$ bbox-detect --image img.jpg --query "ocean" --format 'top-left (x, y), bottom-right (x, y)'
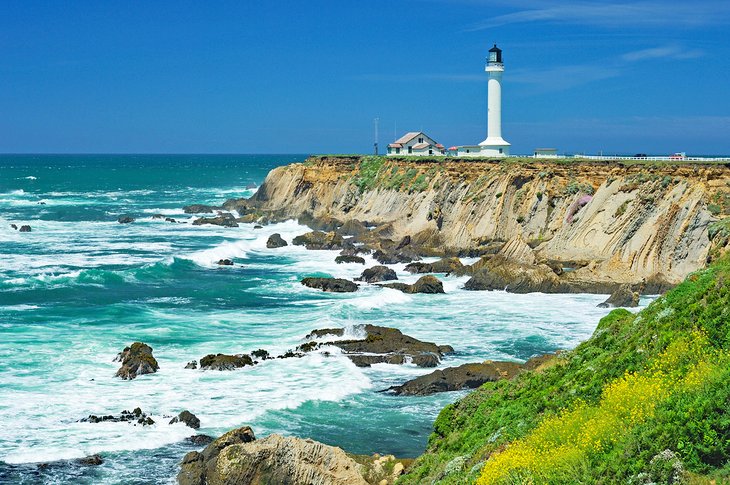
top-left (0, 154), bottom-right (635, 484)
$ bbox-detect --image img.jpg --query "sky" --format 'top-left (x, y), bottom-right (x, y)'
top-left (1, 0), bottom-right (729, 155)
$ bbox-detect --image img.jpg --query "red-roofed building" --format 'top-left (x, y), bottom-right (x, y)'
top-left (387, 132), bottom-right (445, 156)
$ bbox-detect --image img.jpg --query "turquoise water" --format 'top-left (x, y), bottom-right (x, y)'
top-left (1, 155), bottom-right (627, 484)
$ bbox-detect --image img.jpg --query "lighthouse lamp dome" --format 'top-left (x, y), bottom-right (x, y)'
top-left (488, 44), bottom-right (502, 64)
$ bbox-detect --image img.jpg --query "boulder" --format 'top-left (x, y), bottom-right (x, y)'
top-left (251, 349), bottom-right (271, 361)
top-left (192, 213), bottom-right (238, 228)
top-left (199, 353), bottom-right (254, 371)
top-left (382, 275), bottom-right (445, 294)
top-left (337, 219), bottom-right (369, 237)
top-left (19, 225), bottom-right (31, 232)
top-left (253, 225), bottom-right (263, 229)
top-left (357, 265), bottom-right (397, 283)
top-left (217, 259), bottom-right (234, 266)
top-left (165, 217), bottom-right (178, 223)
top-left (10, 223), bottom-right (18, 230)
top-left (266, 233), bottom-right (288, 248)
top-left (183, 204), bottom-right (221, 214)
top-left (185, 360), bottom-right (198, 369)
top-left (598, 284), bottom-right (640, 308)
top-left (178, 426), bottom-right (256, 485)
top-left (117, 215), bottom-right (134, 224)
top-left (384, 361), bottom-right (525, 396)
top-left (76, 454), bottom-right (104, 466)
top-left (114, 342), bottom-right (159, 380)
top-left (305, 324), bottom-right (453, 368)
top-left (372, 249), bottom-right (418, 264)
top-left (405, 257), bottom-right (466, 275)
top-left (178, 428), bottom-right (368, 485)
top-left (301, 277), bottom-right (358, 293)
top-left (169, 410), bottom-right (201, 429)
top-left (464, 255), bottom-right (560, 293)
top-left (186, 435), bottom-right (215, 446)
top-left (334, 255), bottom-right (365, 264)
top-left (292, 231), bottom-right (344, 250)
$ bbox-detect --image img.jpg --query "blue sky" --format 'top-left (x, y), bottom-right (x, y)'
top-left (1, 0), bottom-right (729, 155)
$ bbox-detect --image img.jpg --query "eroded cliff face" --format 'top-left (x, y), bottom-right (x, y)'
top-left (244, 156), bottom-right (730, 286)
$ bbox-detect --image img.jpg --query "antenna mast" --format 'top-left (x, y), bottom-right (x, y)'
top-left (373, 117), bottom-right (379, 155)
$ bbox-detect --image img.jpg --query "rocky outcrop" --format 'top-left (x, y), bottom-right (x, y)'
top-left (236, 156), bottom-right (729, 288)
top-left (292, 231), bottom-right (344, 250)
top-left (19, 224), bottom-right (31, 232)
top-left (598, 284), bottom-right (640, 308)
top-left (301, 277), bottom-right (358, 293)
top-left (385, 361), bottom-right (525, 396)
top-left (117, 215), bottom-right (134, 224)
top-left (217, 259), bottom-right (233, 266)
top-left (192, 213), bottom-right (238, 228)
top-left (334, 255), bottom-right (365, 264)
top-left (199, 353), bottom-right (254, 371)
top-left (404, 257), bottom-right (467, 275)
top-left (382, 275), bottom-right (445, 294)
top-left (178, 427), bottom-right (368, 485)
top-left (80, 407), bottom-right (155, 426)
top-left (169, 410), bottom-right (201, 429)
top-left (114, 342), bottom-right (159, 379)
top-left (266, 233), bottom-right (288, 248)
top-left (337, 219), bottom-right (369, 237)
top-left (183, 204), bottom-right (221, 214)
top-left (464, 255), bottom-right (561, 293)
top-left (305, 324), bottom-right (453, 368)
top-left (357, 265), bottom-right (397, 283)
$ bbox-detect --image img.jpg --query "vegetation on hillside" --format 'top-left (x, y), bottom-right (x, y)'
top-left (399, 255), bottom-right (730, 484)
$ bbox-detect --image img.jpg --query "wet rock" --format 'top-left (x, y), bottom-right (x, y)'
top-left (199, 353), bottom-right (254, 371)
top-left (192, 213), bottom-right (238, 228)
top-left (296, 341), bottom-right (319, 353)
top-left (335, 255), bottom-right (365, 264)
top-left (217, 259), bottom-right (234, 266)
top-left (170, 410), bottom-right (201, 429)
top-left (254, 225), bottom-right (263, 229)
top-left (357, 265), bottom-right (398, 283)
top-left (306, 324), bottom-right (453, 368)
top-left (80, 407), bottom-right (155, 426)
top-left (186, 434), bottom-right (214, 446)
top-left (339, 246), bottom-right (372, 256)
top-left (178, 426), bottom-right (257, 485)
top-left (385, 361), bottom-right (525, 396)
top-left (266, 233), bottom-right (288, 248)
top-left (372, 249), bottom-right (418, 264)
top-left (277, 350), bottom-right (304, 359)
top-left (337, 219), bottom-right (368, 237)
top-left (178, 428), bottom-right (368, 485)
top-left (292, 230), bottom-right (344, 250)
top-left (464, 255), bottom-right (560, 293)
top-left (382, 275), bottom-right (445, 294)
top-left (10, 223), bottom-right (18, 230)
top-left (305, 328), bottom-right (345, 340)
top-left (405, 257), bottom-right (467, 276)
top-left (114, 342), bottom-right (159, 380)
top-left (165, 217), bottom-right (177, 223)
top-left (152, 214), bottom-right (165, 219)
top-left (19, 225), bottom-right (32, 232)
top-left (76, 454), bottom-right (104, 466)
top-left (297, 213), bottom-right (342, 232)
top-left (245, 183), bottom-right (257, 190)
top-left (185, 360), bottom-right (198, 369)
top-left (301, 277), bottom-right (358, 293)
top-left (598, 284), bottom-right (640, 308)
top-left (251, 349), bottom-right (271, 360)
top-left (117, 215), bottom-right (134, 224)
top-left (183, 204), bottom-right (221, 214)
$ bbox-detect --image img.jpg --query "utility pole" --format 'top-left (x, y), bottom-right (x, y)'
top-left (374, 117), bottom-right (379, 155)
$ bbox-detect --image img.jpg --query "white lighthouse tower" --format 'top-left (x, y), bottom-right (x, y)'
top-left (478, 44), bottom-right (510, 156)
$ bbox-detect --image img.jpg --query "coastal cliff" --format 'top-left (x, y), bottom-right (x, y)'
top-left (237, 155), bottom-right (730, 287)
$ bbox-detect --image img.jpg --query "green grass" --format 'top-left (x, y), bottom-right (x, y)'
top-left (398, 255), bottom-right (730, 485)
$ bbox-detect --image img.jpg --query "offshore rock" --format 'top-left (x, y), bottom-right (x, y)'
top-left (382, 275), bottom-right (445, 294)
top-left (372, 248), bottom-right (419, 264)
top-left (357, 265), bottom-right (397, 283)
top-left (292, 230), bottom-right (344, 250)
top-left (217, 259), bottom-right (234, 266)
top-left (19, 225), bottom-right (31, 232)
top-left (192, 213), bottom-right (238, 228)
top-left (598, 284), bottom-right (640, 308)
top-left (114, 342), bottom-right (159, 380)
top-left (178, 427), bottom-right (368, 485)
top-left (306, 324), bottom-right (453, 368)
top-left (301, 277), bottom-right (358, 293)
top-left (199, 353), bottom-right (254, 371)
top-left (183, 204), bottom-right (221, 214)
top-left (404, 257), bottom-right (467, 276)
top-left (385, 361), bottom-right (525, 396)
top-left (334, 255), bottom-right (365, 264)
top-left (266, 233), bottom-right (288, 248)
top-left (170, 410), bottom-right (201, 429)
top-left (117, 215), bottom-right (134, 224)
top-left (80, 407), bottom-right (155, 426)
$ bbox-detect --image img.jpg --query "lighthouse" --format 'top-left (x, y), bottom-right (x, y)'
top-left (478, 44), bottom-right (510, 156)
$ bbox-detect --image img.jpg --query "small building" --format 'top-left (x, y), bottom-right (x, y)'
top-left (534, 148), bottom-right (558, 158)
top-left (387, 132), bottom-right (445, 156)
